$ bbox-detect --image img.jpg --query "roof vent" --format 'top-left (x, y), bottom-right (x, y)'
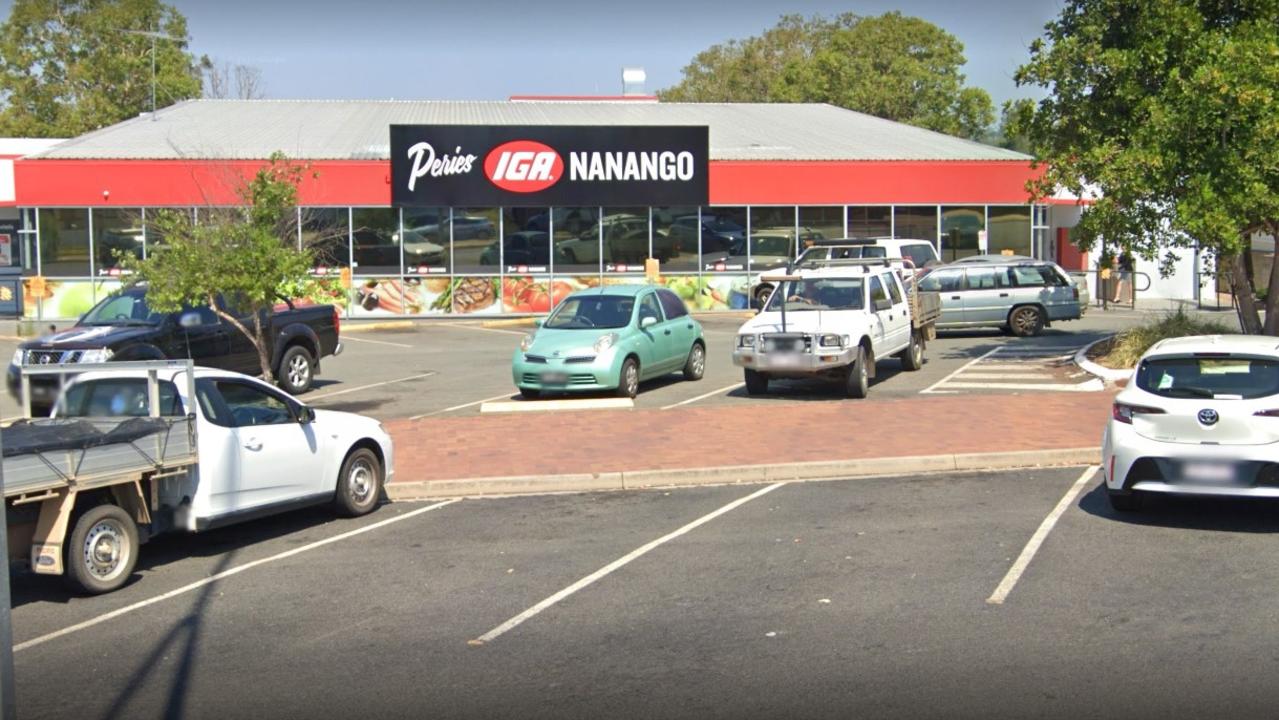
top-left (622, 67), bottom-right (646, 96)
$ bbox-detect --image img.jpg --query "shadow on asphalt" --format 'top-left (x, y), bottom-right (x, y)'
top-left (1078, 482), bottom-right (1279, 533)
top-left (720, 361), bottom-right (909, 402)
top-left (8, 503), bottom-right (375, 608)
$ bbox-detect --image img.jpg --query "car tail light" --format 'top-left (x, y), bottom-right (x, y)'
top-left (1113, 401), bottom-right (1165, 424)
top-left (1255, 409), bottom-right (1279, 417)
top-left (1072, 286), bottom-right (1080, 301)
top-left (1108, 455), bottom-right (1115, 483)
top-left (333, 307), bottom-right (341, 337)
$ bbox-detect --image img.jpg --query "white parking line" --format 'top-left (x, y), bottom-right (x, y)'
top-left (945, 380), bottom-right (1104, 392)
top-left (987, 466), bottom-right (1098, 605)
top-left (661, 382), bottom-right (744, 410)
top-left (442, 324), bottom-right (527, 336)
top-left (307, 372), bottom-right (437, 401)
top-left (342, 335), bottom-right (414, 349)
top-left (473, 482), bottom-right (786, 644)
top-left (14, 499), bottom-right (461, 653)
top-left (410, 392), bottom-right (515, 420)
top-left (919, 347), bottom-right (1002, 394)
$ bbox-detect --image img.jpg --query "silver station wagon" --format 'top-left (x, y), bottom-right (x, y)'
top-left (916, 260), bottom-right (1082, 336)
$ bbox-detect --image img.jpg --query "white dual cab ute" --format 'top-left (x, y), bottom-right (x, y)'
top-left (2, 360), bottom-right (393, 594)
top-left (732, 258), bottom-right (941, 397)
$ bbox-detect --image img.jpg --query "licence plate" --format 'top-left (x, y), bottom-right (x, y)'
top-left (770, 353), bottom-right (801, 367)
top-left (1182, 462), bottom-right (1235, 484)
top-left (540, 372), bottom-right (569, 384)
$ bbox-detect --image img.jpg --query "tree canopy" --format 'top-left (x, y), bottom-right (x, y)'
top-left (0, 0), bottom-right (202, 137)
top-left (124, 153), bottom-right (314, 379)
top-left (659, 12), bottom-right (995, 140)
top-left (1013, 0), bottom-right (1279, 332)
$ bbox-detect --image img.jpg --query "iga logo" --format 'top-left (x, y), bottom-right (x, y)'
top-left (484, 141), bottom-right (563, 193)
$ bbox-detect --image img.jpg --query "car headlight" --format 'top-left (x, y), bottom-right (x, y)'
top-left (520, 333), bottom-right (534, 352)
top-left (737, 334), bottom-right (756, 348)
top-left (78, 348), bottom-right (114, 363)
top-left (819, 334), bottom-right (843, 348)
top-left (11, 349), bottom-right (23, 366)
top-left (593, 333), bottom-right (619, 353)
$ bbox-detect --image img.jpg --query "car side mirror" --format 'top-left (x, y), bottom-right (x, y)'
top-left (640, 316), bottom-right (658, 329)
top-left (297, 406), bottom-right (315, 424)
top-left (533, 317), bottom-right (544, 328)
top-left (874, 299), bottom-right (892, 312)
top-left (178, 311), bottom-right (203, 329)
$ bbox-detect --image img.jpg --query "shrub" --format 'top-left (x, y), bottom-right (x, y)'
top-left (1095, 309), bottom-right (1233, 368)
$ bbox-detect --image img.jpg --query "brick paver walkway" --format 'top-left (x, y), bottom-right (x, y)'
top-left (384, 392), bottom-right (1114, 483)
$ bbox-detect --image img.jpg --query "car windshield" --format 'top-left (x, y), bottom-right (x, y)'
top-left (764, 278), bottom-right (865, 312)
top-left (80, 292), bottom-right (167, 326)
top-left (544, 295), bottom-right (635, 330)
top-left (1136, 356), bottom-right (1279, 400)
top-left (751, 237), bottom-right (792, 256)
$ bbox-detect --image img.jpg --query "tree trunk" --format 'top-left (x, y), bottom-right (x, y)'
top-left (1229, 251), bottom-right (1264, 334)
top-left (209, 295), bottom-right (274, 380)
top-left (252, 310), bottom-right (273, 380)
top-left (1265, 226), bottom-right (1279, 336)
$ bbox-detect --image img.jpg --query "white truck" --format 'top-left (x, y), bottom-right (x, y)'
top-left (2, 360), bottom-right (393, 594)
top-left (732, 258), bottom-right (941, 397)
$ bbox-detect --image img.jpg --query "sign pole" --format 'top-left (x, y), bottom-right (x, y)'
top-left (0, 409), bottom-right (17, 719)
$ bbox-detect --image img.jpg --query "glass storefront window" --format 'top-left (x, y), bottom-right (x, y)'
top-left (701, 206), bottom-right (747, 272)
top-left (38, 209), bottom-right (90, 276)
top-left (453, 207), bottom-right (500, 274)
top-left (402, 207), bottom-right (449, 275)
top-left (848, 207), bottom-right (891, 238)
top-left (300, 208), bottom-right (350, 274)
top-left (351, 207), bottom-right (400, 275)
top-left (553, 206), bottom-right (601, 274)
top-left (798, 206), bottom-right (843, 247)
top-left (893, 206), bottom-right (937, 245)
top-left (652, 206), bottom-right (700, 272)
top-left (749, 206), bottom-right (796, 273)
top-left (601, 207), bottom-right (649, 272)
top-left (941, 206), bottom-right (985, 261)
top-left (987, 206), bottom-right (1032, 257)
top-left (92, 208), bottom-right (144, 275)
top-left (502, 207), bottom-right (551, 273)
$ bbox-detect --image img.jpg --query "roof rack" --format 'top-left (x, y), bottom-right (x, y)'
top-left (792, 257), bottom-right (908, 271)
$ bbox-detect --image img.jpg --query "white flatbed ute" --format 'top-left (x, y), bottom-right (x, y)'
top-left (3, 360), bottom-right (393, 594)
top-left (732, 258), bottom-right (939, 397)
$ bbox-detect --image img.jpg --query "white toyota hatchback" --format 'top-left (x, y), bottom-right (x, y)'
top-left (1102, 334), bottom-right (1279, 511)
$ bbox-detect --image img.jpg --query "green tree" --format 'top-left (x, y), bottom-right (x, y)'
top-left (1013, 0), bottom-right (1279, 333)
top-left (0, 0), bottom-right (202, 137)
top-left (123, 153), bottom-right (315, 380)
top-left (991, 99), bottom-right (1035, 154)
top-left (660, 12), bottom-right (995, 140)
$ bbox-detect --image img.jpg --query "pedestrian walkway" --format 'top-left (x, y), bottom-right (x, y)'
top-left (921, 344), bottom-right (1104, 395)
top-left (384, 390), bottom-right (1113, 485)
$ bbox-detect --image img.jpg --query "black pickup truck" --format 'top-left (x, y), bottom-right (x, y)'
top-left (8, 286), bottom-right (342, 408)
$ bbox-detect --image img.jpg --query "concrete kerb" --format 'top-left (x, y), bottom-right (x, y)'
top-left (1074, 336), bottom-right (1132, 384)
top-left (343, 320), bottom-right (416, 332)
top-left (384, 447), bottom-right (1100, 500)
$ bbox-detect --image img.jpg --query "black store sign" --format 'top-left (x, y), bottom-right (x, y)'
top-left (390, 125), bottom-right (709, 207)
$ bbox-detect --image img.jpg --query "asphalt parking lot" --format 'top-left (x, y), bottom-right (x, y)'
top-left (289, 306), bottom-right (1190, 419)
top-left (11, 466), bottom-right (1279, 719)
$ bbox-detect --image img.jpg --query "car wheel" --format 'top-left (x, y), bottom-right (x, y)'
top-left (277, 345), bottom-right (316, 395)
top-left (753, 285), bottom-right (774, 308)
top-left (845, 346), bottom-right (869, 398)
top-left (519, 387), bottom-right (540, 400)
top-left (744, 368), bottom-right (768, 395)
top-left (1107, 489), bottom-right (1143, 512)
top-left (64, 504), bottom-right (138, 595)
top-left (335, 448), bottom-right (383, 517)
top-left (899, 331), bottom-right (924, 371)
top-left (1008, 306), bottom-right (1045, 337)
top-left (617, 357), bottom-right (640, 399)
top-left (683, 343), bottom-right (705, 381)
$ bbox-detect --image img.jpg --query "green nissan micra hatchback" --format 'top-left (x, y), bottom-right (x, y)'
top-left (512, 285), bottom-right (706, 399)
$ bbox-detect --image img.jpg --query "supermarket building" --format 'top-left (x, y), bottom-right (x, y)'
top-left (0, 98), bottom-right (1108, 319)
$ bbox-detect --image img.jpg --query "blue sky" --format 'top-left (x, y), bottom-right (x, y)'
top-left (3, 0), bottom-right (1064, 108)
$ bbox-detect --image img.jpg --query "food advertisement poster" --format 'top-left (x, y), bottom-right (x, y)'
top-left (352, 277), bottom-right (448, 317)
top-left (22, 279), bottom-right (101, 319)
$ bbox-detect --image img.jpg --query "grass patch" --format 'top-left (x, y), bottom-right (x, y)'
top-left (1092, 309), bottom-right (1233, 368)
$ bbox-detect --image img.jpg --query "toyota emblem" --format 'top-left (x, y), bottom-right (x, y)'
top-left (38, 354), bottom-right (51, 365)
top-left (1198, 408), bottom-right (1219, 426)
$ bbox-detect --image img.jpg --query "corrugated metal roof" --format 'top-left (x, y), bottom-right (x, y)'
top-left (29, 99), bottom-right (1030, 162)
